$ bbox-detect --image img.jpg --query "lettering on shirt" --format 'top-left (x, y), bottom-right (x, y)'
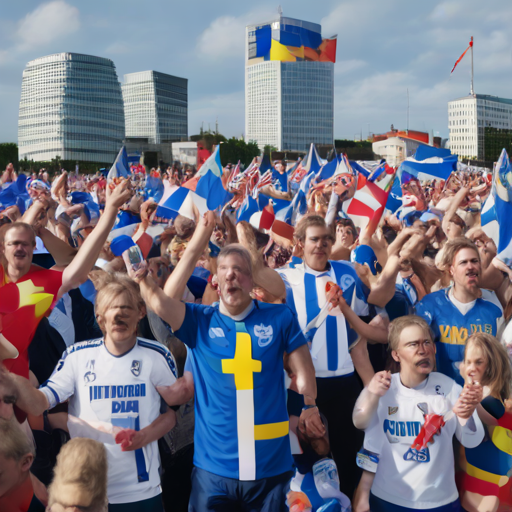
top-left (439, 324), bottom-right (492, 344)
top-left (89, 384), bottom-right (146, 402)
top-left (112, 400), bottom-right (139, 414)
top-left (383, 419), bottom-right (422, 437)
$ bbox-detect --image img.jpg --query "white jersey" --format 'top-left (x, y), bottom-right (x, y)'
top-left (40, 338), bottom-right (177, 504)
top-left (364, 372), bottom-right (484, 509)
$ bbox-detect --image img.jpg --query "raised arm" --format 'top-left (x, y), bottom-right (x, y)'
top-left (163, 212), bottom-right (216, 300)
top-left (442, 185), bottom-right (469, 239)
top-left (59, 180), bottom-right (133, 297)
top-left (353, 371), bottom-right (391, 430)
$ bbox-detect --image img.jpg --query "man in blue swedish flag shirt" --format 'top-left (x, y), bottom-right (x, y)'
top-left (131, 213), bottom-right (322, 512)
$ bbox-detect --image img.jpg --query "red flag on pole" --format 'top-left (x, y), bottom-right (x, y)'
top-left (451, 38), bottom-right (473, 74)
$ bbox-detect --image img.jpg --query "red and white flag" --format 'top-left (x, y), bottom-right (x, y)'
top-left (451, 37), bottom-right (473, 74)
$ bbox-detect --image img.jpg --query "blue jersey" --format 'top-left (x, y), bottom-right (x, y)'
top-left (415, 288), bottom-right (502, 385)
top-left (175, 300), bottom-right (307, 481)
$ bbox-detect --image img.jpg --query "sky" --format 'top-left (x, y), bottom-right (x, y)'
top-left (1, 0), bottom-right (512, 144)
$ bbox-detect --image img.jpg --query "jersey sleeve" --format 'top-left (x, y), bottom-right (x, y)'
top-left (184, 347), bottom-right (193, 374)
top-left (362, 404), bottom-right (384, 455)
top-left (149, 344), bottom-right (178, 387)
top-left (282, 306), bottom-right (308, 354)
top-left (277, 271), bottom-right (296, 313)
top-left (39, 348), bottom-right (76, 409)
top-left (414, 297), bottom-right (434, 326)
top-left (174, 302), bottom-right (205, 349)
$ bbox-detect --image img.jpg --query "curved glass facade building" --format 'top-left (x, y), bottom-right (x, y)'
top-left (18, 53), bottom-right (125, 163)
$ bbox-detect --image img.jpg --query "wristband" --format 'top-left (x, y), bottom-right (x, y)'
top-left (302, 404), bottom-right (318, 412)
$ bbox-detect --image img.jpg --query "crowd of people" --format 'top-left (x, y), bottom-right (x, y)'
top-left (0, 148), bottom-right (511, 512)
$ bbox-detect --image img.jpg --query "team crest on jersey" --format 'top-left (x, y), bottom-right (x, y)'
top-left (84, 360), bottom-right (96, 383)
top-left (84, 371), bottom-right (96, 383)
top-left (340, 275), bottom-right (355, 291)
top-left (209, 327), bottom-right (225, 338)
top-left (131, 360), bottom-right (142, 377)
top-left (388, 406), bottom-right (399, 415)
top-left (404, 446), bottom-right (430, 463)
top-left (254, 324), bottom-right (273, 347)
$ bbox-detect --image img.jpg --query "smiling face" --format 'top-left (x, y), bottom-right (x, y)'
top-left (302, 225), bottom-right (333, 271)
top-left (216, 253), bottom-right (253, 314)
top-left (2, 226), bottom-right (35, 275)
top-left (451, 247), bottom-right (481, 293)
top-left (392, 324), bottom-right (436, 377)
top-left (464, 342), bottom-right (488, 385)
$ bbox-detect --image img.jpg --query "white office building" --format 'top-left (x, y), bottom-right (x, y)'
top-left (122, 71), bottom-right (187, 144)
top-left (448, 93), bottom-right (512, 160)
top-left (245, 16), bottom-right (335, 152)
top-left (18, 53), bottom-right (125, 163)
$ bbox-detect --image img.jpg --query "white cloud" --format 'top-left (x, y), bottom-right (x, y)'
top-left (196, 8), bottom-right (275, 61)
top-left (16, 1), bottom-right (80, 52)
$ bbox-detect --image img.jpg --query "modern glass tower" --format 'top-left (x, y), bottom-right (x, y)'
top-left (18, 53), bottom-right (125, 163)
top-left (122, 71), bottom-right (188, 144)
top-left (245, 16), bottom-right (336, 152)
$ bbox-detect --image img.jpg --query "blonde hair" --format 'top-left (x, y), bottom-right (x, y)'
top-left (388, 315), bottom-right (433, 353)
top-left (0, 417), bottom-right (35, 461)
top-left (465, 333), bottom-right (511, 401)
top-left (90, 271), bottom-right (145, 332)
top-left (440, 237), bottom-right (480, 271)
top-left (48, 438), bottom-right (108, 512)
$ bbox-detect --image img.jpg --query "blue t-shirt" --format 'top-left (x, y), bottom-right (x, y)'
top-left (415, 288), bottom-right (502, 385)
top-left (175, 300), bottom-right (307, 480)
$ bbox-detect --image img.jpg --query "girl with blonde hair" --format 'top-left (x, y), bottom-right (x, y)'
top-left (459, 332), bottom-right (512, 512)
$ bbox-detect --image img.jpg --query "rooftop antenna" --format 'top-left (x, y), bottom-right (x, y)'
top-left (278, 5), bottom-right (283, 17)
top-left (407, 88), bottom-right (409, 133)
top-left (470, 36), bottom-right (474, 95)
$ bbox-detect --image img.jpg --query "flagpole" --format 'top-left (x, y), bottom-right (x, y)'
top-left (470, 36), bottom-right (474, 96)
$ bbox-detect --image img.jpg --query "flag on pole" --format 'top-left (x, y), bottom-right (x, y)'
top-left (195, 145), bottom-right (233, 210)
top-left (482, 148), bottom-right (512, 268)
top-left (108, 146), bottom-right (130, 180)
top-left (451, 38), bottom-right (473, 74)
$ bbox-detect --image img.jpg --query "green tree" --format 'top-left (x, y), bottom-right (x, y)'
top-left (263, 144), bottom-right (277, 157)
top-left (220, 138), bottom-right (260, 167)
top-left (0, 143), bottom-right (19, 170)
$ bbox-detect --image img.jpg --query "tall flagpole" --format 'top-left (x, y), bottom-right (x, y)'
top-left (470, 36), bottom-right (474, 95)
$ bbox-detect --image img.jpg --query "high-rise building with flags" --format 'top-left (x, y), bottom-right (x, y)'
top-left (122, 71), bottom-right (188, 144)
top-left (18, 53), bottom-right (125, 163)
top-left (245, 15), bottom-right (336, 153)
top-left (448, 94), bottom-right (512, 161)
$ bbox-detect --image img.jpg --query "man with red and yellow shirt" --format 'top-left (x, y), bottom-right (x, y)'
top-left (0, 180), bottom-right (133, 380)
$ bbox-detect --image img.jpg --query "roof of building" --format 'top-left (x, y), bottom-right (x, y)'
top-left (449, 93), bottom-right (512, 105)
